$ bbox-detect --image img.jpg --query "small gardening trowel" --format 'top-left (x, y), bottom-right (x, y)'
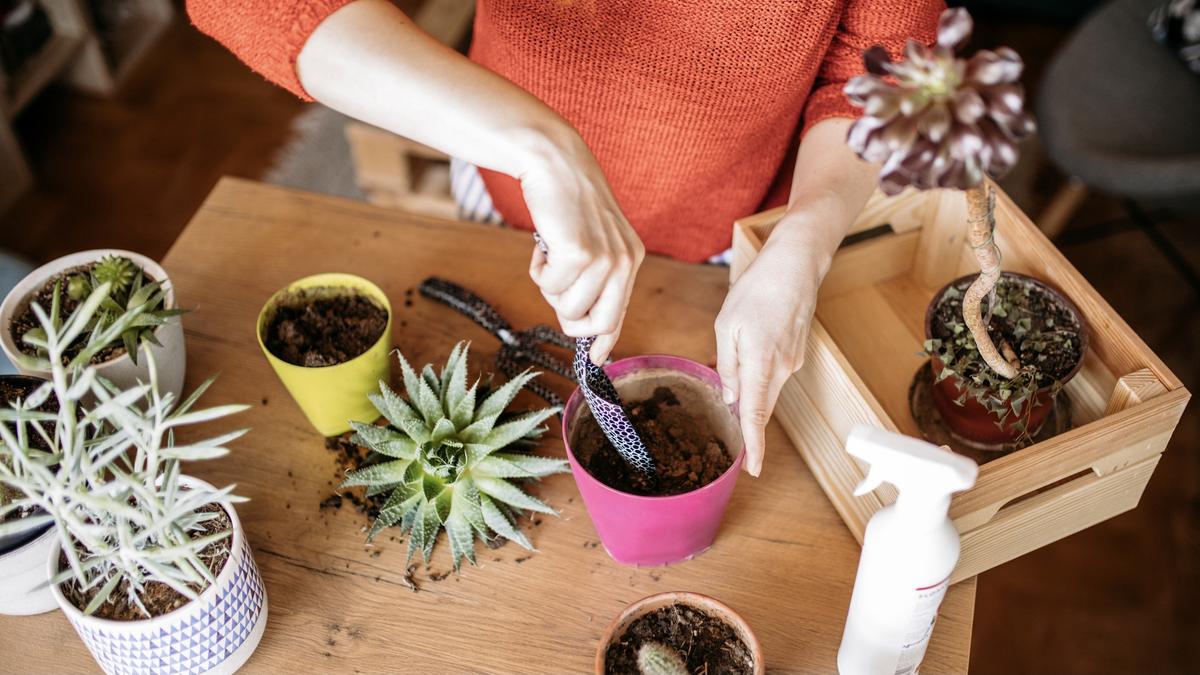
top-left (533, 234), bottom-right (658, 478)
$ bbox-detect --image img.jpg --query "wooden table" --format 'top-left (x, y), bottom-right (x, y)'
top-left (0, 178), bottom-right (975, 673)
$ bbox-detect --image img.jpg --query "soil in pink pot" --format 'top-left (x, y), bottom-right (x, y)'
top-left (573, 386), bottom-right (732, 497)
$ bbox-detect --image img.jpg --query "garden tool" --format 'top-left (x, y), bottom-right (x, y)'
top-left (532, 234), bottom-right (656, 477)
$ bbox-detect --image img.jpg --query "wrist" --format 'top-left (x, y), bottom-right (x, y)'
top-left (765, 210), bottom-right (840, 280)
top-left (508, 118), bottom-right (586, 180)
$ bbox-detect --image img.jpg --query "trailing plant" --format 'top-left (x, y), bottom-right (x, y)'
top-left (924, 277), bottom-right (1081, 439)
top-left (845, 8), bottom-right (1036, 382)
top-left (0, 282), bottom-right (249, 617)
top-left (22, 254), bottom-right (185, 365)
top-left (340, 341), bottom-right (567, 569)
top-left (637, 641), bottom-right (688, 675)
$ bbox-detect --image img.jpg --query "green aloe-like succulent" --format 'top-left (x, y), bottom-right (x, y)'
top-left (340, 342), bottom-right (567, 569)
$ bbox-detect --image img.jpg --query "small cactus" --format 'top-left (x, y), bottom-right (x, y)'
top-left (637, 641), bottom-right (689, 675)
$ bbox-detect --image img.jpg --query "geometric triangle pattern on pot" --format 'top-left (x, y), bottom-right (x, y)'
top-left (64, 537), bottom-right (266, 675)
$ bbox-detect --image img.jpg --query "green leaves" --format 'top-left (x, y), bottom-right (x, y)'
top-left (0, 286), bottom-right (248, 617)
top-left (344, 342), bottom-right (562, 569)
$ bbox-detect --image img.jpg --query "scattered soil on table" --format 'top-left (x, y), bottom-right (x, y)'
top-left (9, 264), bottom-right (130, 365)
top-left (574, 386), bottom-right (731, 496)
top-left (263, 289), bottom-right (387, 367)
top-left (604, 602), bottom-right (754, 675)
top-left (1, 377), bottom-right (58, 524)
top-left (60, 503), bottom-right (232, 620)
top-left (929, 275), bottom-right (1083, 384)
top-left (324, 433), bottom-right (386, 520)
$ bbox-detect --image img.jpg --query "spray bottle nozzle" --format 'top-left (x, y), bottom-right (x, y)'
top-left (847, 426), bottom-right (977, 501)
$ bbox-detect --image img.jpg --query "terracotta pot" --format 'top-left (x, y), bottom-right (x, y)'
top-left (563, 355), bottom-right (744, 566)
top-left (595, 591), bottom-right (764, 675)
top-left (48, 477), bottom-right (268, 675)
top-left (0, 250), bottom-right (186, 402)
top-left (924, 272), bottom-right (1089, 446)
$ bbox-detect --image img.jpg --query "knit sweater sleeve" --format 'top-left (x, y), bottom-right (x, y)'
top-left (186, 0), bottom-right (354, 100)
top-left (802, 0), bottom-right (944, 137)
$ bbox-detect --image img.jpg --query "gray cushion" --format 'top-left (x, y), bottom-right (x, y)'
top-left (1037, 0), bottom-right (1200, 201)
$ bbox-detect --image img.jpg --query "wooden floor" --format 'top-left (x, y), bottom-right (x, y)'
top-left (1, 13), bottom-right (1198, 675)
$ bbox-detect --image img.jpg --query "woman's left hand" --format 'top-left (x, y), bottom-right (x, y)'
top-left (714, 225), bottom-right (831, 477)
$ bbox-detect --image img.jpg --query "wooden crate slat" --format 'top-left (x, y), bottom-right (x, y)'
top-left (731, 184), bottom-right (1191, 581)
top-left (954, 454), bottom-right (1160, 583)
top-left (954, 388), bottom-right (1187, 518)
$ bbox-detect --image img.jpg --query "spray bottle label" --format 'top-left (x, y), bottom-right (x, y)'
top-left (894, 575), bottom-right (950, 675)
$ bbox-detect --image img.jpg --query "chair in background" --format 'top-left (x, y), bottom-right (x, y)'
top-left (1036, 0), bottom-right (1200, 295)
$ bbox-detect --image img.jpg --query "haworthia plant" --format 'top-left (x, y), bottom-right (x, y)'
top-left (341, 341), bottom-right (567, 569)
top-left (637, 641), bottom-right (689, 675)
top-left (0, 282), bottom-right (248, 617)
top-left (24, 254), bottom-right (185, 365)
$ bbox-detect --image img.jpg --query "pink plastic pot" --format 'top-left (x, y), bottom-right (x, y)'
top-left (563, 355), bottom-right (744, 566)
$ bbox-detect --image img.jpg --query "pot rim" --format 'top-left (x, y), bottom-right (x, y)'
top-left (594, 590), bottom-right (764, 675)
top-left (255, 272), bottom-right (393, 371)
top-left (923, 271), bottom-right (1091, 395)
top-left (0, 249), bottom-right (177, 370)
top-left (47, 475), bottom-right (244, 630)
top-left (0, 518), bottom-right (55, 560)
top-left (562, 354), bottom-right (745, 503)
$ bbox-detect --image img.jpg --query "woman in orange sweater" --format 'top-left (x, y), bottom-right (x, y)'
top-left (189, 0), bottom-right (942, 477)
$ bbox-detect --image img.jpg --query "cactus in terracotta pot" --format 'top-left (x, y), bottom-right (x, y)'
top-left (637, 641), bottom-right (688, 675)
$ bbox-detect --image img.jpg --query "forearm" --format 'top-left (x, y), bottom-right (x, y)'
top-left (296, 0), bottom-right (577, 179)
top-left (769, 118), bottom-right (879, 273)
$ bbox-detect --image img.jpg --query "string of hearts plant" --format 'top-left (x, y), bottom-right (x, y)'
top-left (0, 281), bottom-right (249, 617)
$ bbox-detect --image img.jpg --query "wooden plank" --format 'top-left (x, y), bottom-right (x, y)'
top-left (819, 230), bottom-right (918, 301)
top-left (912, 188), bottom-right (969, 289)
top-left (0, 178), bottom-right (975, 674)
top-left (954, 454), bottom-right (1159, 583)
top-left (951, 388), bottom-right (1189, 523)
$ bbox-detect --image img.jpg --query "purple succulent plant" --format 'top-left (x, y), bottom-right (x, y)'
top-left (845, 8), bottom-right (1036, 195)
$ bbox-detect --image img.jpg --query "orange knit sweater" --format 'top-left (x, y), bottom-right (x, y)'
top-left (189, 0), bottom-right (942, 262)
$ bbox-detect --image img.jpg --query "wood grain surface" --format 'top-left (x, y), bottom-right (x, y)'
top-left (0, 178), bottom-right (975, 674)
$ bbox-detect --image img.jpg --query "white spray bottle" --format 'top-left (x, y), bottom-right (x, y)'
top-left (837, 425), bottom-right (978, 675)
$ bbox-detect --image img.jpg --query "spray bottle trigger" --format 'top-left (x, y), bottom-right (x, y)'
top-left (853, 467), bottom-right (885, 496)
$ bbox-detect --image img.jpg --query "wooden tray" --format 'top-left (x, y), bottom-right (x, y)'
top-left (731, 183), bottom-right (1190, 584)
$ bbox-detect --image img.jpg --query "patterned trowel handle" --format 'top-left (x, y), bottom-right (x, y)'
top-left (534, 234), bottom-right (657, 477)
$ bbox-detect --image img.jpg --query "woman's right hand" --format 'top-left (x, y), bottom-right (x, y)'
top-left (519, 132), bottom-right (644, 365)
top-left (293, 0), bottom-right (643, 363)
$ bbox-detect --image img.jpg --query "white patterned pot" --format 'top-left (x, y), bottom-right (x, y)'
top-left (47, 478), bottom-right (268, 675)
top-left (0, 524), bottom-right (57, 615)
top-left (0, 249), bottom-right (186, 402)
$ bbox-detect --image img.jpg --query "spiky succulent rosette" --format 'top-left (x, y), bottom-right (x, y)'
top-left (340, 342), bottom-right (567, 569)
top-left (844, 8), bottom-right (1035, 195)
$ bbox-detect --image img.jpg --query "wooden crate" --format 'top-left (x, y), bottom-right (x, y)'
top-left (731, 183), bottom-right (1190, 584)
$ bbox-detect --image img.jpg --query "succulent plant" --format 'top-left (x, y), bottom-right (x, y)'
top-left (637, 641), bottom-right (689, 675)
top-left (0, 282), bottom-right (248, 617)
top-left (845, 7), bottom-right (1035, 383)
top-left (341, 341), bottom-right (567, 569)
top-left (844, 8), bottom-right (1034, 196)
top-left (32, 255), bottom-right (185, 365)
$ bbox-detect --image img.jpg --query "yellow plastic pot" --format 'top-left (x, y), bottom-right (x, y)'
top-left (257, 273), bottom-right (392, 436)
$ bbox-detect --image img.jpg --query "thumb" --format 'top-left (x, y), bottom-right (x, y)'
top-left (715, 322), bottom-right (739, 405)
